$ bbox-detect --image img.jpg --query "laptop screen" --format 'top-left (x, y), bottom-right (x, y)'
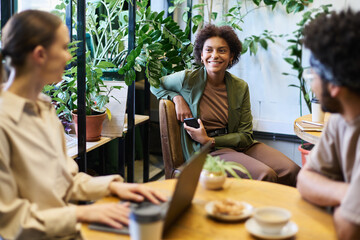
top-left (163, 141), bottom-right (211, 232)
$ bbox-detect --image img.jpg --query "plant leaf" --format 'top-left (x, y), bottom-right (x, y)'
top-left (168, 6), bottom-right (176, 14)
top-left (106, 107), bottom-right (111, 121)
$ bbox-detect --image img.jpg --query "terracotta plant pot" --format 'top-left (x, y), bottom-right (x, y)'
top-left (298, 143), bottom-right (314, 166)
top-left (72, 110), bottom-right (107, 142)
top-left (199, 170), bottom-right (226, 190)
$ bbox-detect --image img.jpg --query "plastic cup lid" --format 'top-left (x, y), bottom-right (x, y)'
top-left (130, 205), bottom-right (163, 223)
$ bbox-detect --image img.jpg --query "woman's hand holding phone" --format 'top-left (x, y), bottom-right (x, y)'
top-left (184, 119), bottom-right (212, 145)
top-left (184, 118), bottom-right (200, 128)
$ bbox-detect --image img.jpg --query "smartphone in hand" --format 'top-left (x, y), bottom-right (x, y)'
top-left (184, 118), bottom-right (200, 129)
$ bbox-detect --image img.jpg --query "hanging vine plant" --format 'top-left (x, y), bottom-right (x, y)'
top-left (282, 4), bottom-right (331, 114)
top-left (171, 0), bottom-right (313, 56)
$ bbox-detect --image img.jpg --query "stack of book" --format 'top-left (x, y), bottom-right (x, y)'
top-left (295, 120), bottom-right (323, 132)
top-left (65, 133), bottom-right (77, 148)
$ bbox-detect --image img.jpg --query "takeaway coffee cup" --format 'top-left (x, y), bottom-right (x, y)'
top-left (311, 98), bottom-right (325, 122)
top-left (129, 205), bottom-right (164, 240)
top-left (253, 207), bottom-right (291, 234)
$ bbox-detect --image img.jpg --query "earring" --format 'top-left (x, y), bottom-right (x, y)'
top-left (201, 59), bottom-right (204, 64)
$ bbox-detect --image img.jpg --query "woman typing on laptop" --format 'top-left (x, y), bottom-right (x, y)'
top-left (0, 10), bottom-right (165, 239)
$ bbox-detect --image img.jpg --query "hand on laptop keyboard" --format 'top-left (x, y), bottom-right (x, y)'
top-left (109, 182), bottom-right (167, 204)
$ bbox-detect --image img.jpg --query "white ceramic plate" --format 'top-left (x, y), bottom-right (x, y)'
top-left (245, 218), bottom-right (298, 239)
top-left (205, 201), bottom-right (253, 222)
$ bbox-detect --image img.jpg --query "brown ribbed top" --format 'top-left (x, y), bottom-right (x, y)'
top-left (199, 81), bottom-right (228, 131)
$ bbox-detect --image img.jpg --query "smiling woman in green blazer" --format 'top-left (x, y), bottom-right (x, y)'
top-left (151, 24), bottom-right (300, 186)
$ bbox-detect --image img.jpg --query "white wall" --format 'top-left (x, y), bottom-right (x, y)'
top-left (210, 0), bottom-right (355, 134)
top-left (17, 0), bottom-right (61, 12)
top-left (151, 0), bottom-right (360, 135)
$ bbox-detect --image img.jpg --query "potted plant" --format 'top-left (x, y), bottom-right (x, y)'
top-left (47, 0), bottom-right (195, 141)
top-left (282, 4), bottom-right (331, 165)
top-left (71, 59), bottom-right (123, 141)
top-left (200, 154), bottom-right (252, 190)
top-left (44, 43), bottom-right (123, 141)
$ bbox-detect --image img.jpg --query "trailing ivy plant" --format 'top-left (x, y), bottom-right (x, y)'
top-left (282, 4), bottom-right (331, 115)
top-left (170, 0), bottom-right (312, 56)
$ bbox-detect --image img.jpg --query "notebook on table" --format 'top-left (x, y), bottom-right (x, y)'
top-left (89, 141), bottom-right (211, 235)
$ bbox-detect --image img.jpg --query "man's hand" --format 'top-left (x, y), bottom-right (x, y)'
top-left (109, 182), bottom-right (167, 204)
top-left (297, 164), bottom-right (348, 206)
top-left (184, 119), bottom-right (212, 145)
top-left (76, 202), bottom-right (130, 229)
top-left (173, 95), bottom-right (192, 122)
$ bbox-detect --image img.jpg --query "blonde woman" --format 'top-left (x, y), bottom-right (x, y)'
top-left (0, 10), bottom-right (164, 239)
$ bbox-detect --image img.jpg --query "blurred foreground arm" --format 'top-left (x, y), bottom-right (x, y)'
top-left (297, 164), bottom-right (348, 206)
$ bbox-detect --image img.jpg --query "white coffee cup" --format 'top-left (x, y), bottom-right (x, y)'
top-left (311, 98), bottom-right (325, 122)
top-left (253, 207), bottom-right (291, 234)
top-left (129, 205), bottom-right (164, 240)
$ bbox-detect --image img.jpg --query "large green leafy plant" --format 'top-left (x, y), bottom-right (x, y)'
top-left (86, 0), bottom-right (128, 67)
top-left (118, 0), bottom-right (193, 87)
top-left (48, 0), bottom-right (193, 120)
top-left (54, 0), bottom-right (193, 88)
top-left (282, 4), bottom-right (331, 115)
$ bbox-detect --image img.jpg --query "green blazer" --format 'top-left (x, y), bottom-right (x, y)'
top-left (151, 67), bottom-right (255, 161)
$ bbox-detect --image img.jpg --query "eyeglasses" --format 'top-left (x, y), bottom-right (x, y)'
top-left (302, 68), bottom-right (316, 86)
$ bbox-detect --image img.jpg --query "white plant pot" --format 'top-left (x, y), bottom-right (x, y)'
top-left (199, 170), bottom-right (226, 190)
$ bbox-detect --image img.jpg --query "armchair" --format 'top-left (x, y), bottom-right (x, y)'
top-left (159, 99), bottom-right (185, 178)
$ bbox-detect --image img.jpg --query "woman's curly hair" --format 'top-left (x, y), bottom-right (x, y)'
top-left (303, 10), bottom-right (360, 95)
top-left (194, 24), bottom-right (242, 69)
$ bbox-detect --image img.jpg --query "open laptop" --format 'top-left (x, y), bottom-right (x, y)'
top-left (89, 141), bottom-right (211, 235)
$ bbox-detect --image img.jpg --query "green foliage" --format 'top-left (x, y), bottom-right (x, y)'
top-left (56, 0), bottom-right (192, 88)
top-left (43, 41), bottom-right (122, 120)
top-left (203, 155), bottom-right (252, 179)
top-left (282, 4), bottom-right (331, 115)
top-left (170, 0), bottom-right (311, 56)
top-left (86, 0), bottom-right (128, 66)
top-left (48, 0), bottom-right (192, 123)
top-left (242, 30), bottom-right (281, 55)
top-left (118, 0), bottom-right (193, 88)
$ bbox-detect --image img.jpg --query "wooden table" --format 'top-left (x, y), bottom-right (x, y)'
top-left (81, 179), bottom-right (336, 240)
top-left (294, 113), bottom-right (330, 144)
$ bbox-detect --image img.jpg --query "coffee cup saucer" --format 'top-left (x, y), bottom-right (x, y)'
top-left (245, 218), bottom-right (298, 239)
